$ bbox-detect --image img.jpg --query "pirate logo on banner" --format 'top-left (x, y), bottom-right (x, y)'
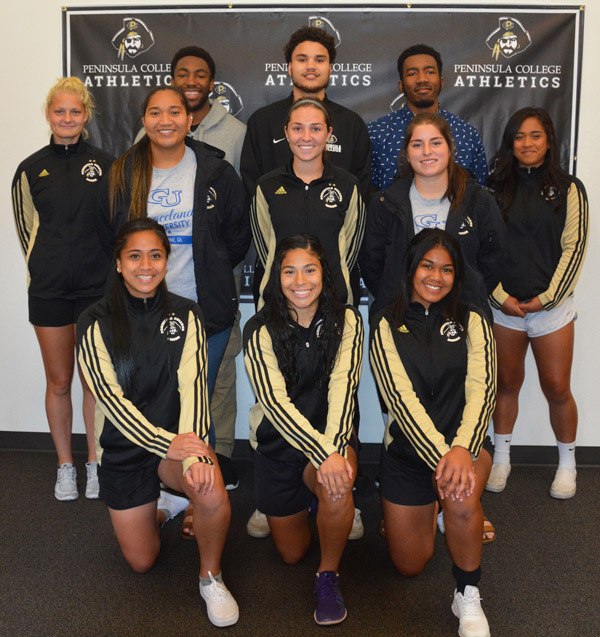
top-left (111, 17), bottom-right (155, 60)
top-left (308, 15), bottom-right (342, 47)
top-left (486, 17), bottom-right (532, 60)
top-left (210, 82), bottom-right (244, 117)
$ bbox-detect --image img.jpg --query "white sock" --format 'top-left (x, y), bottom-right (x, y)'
top-left (157, 490), bottom-right (189, 522)
top-left (556, 440), bottom-right (576, 471)
top-left (493, 433), bottom-right (512, 465)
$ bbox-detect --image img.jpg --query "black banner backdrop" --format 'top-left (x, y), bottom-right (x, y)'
top-left (63, 4), bottom-right (584, 299)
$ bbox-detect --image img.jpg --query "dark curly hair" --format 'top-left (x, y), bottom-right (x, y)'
top-left (397, 43), bottom-right (443, 79)
top-left (262, 235), bottom-right (345, 390)
top-left (170, 45), bottom-right (215, 79)
top-left (488, 107), bottom-right (570, 218)
top-left (284, 26), bottom-right (336, 64)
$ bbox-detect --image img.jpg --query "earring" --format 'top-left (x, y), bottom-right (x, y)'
top-left (117, 267), bottom-right (121, 273)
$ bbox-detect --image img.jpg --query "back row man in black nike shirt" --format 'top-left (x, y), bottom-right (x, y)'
top-left (240, 26), bottom-right (371, 200)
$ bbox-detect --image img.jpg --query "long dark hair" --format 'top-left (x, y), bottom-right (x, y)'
top-left (110, 218), bottom-right (171, 396)
top-left (488, 107), bottom-right (570, 217)
top-left (391, 228), bottom-right (465, 326)
top-left (398, 112), bottom-right (469, 210)
top-left (262, 235), bottom-right (345, 390)
top-left (109, 86), bottom-right (190, 221)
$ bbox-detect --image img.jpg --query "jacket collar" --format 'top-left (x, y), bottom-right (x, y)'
top-left (125, 286), bottom-right (162, 314)
top-left (282, 158), bottom-right (335, 183)
top-left (50, 135), bottom-right (85, 157)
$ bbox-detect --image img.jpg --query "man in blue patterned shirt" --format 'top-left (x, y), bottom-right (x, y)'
top-left (368, 44), bottom-right (489, 191)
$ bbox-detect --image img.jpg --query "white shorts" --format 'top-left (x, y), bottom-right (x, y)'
top-left (492, 295), bottom-right (576, 338)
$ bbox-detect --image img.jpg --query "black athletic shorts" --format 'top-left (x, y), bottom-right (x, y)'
top-left (253, 452), bottom-right (313, 517)
top-left (379, 437), bottom-right (493, 507)
top-left (98, 457), bottom-right (162, 510)
top-left (253, 431), bottom-right (358, 517)
top-left (29, 295), bottom-right (101, 327)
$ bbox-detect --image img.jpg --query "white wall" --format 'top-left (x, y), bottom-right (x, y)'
top-left (1, 0), bottom-right (597, 447)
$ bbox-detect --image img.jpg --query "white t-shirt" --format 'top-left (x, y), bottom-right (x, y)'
top-left (147, 146), bottom-right (197, 301)
top-left (409, 182), bottom-right (451, 234)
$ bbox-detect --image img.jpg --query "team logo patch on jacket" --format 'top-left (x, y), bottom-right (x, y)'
top-left (38, 169), bottom-right (50, 178)
top-left (397, 324), bottom-right (409, 334)
top-left (320, 184), bottom-right (343, 209)
top-left (458, 216), bottom-right (474, 236)
top-left (81, 160), bottom-right (103, 183)
top-left (274, 186), bottom-right (287, 195)
top-left (160, 314), bottom-right (186, 341)
top-left (206, 187), bottom-right (217, 210)
top-left (326, 134), bottom-right (341, 153)
top-left (440, 320), bottom-right (464, 342)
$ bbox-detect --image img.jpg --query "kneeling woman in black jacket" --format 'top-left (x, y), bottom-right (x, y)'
top-left (77, 219), bottom-right (238, 628)
top-left (370, 229), bottom-right (495, 637)
top-left (244, 235), bottom-right (363, 626)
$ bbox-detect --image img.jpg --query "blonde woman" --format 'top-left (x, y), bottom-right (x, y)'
top-left (12, 77), bottom-right (114, 500)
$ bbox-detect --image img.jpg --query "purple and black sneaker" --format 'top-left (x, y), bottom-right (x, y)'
top-left (314, 571), bottom-right (347, 625)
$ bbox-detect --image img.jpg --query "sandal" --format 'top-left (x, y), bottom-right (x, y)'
top-left (483, 516), bottom-right (496, 544)
top-left (436, 512), bottom-right (497, 544)
top-left (181, 504), bottom-right (195, 540)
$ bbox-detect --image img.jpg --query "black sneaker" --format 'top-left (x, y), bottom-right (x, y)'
top-left (216, 454), bottom-right (239, 491)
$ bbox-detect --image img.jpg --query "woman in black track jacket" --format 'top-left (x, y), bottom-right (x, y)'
top-left (251, 98), bottom-right (365, 308)
top-left (77, 218), bottom-right (239, 628)
top-left (11, 77), bottom-right (114, 501)
top-left (370, 229), bottom-right (496, 637)
top-left (244, 235), bottom-right (363, 627)
top-left (485, 108), bottom-right (589, 500)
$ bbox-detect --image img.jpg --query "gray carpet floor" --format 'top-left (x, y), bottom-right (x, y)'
top-left (0, 449), bottom-right (598, 637)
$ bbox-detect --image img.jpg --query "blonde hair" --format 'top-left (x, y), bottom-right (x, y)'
top-left (45, 77), bottom-right (95, 137)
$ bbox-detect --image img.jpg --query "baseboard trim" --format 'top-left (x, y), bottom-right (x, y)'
top-left (2, 432), bottom-right (598, 466)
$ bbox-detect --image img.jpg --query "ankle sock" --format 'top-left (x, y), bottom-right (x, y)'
top-left (452, 564), bottom-right (481, 594)
top-left (556, 440), bottom-right (576, 470)
top-left (200, 572), bottom-right (222, 586)
top-left (493, 433), bottom-right (512, 465)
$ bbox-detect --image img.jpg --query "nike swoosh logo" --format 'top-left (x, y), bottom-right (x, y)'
top-left (273, 137), bottom-right (286, 144)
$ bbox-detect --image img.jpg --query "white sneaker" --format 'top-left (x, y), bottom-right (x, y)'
top-left (437, 511), bottom-right (445, 534)
top-left (55, 463), bottom-right (78, 501)
top-left (348, 508), bottom-right (364, 540)
top-left (199, 572), bottom-right (239, 627)
top-left (85, 461), bottom-right (100, 499)
top-left (485, 463), bottom-right (511, 493)
top-left (550, 467), bottom-right (577, 499)
top-left (157, 490), bottom-right (189, 523)
top-left (246, 509), bottom-right (270, 538)
top-left (452, 586), bottom-right (490, 637)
